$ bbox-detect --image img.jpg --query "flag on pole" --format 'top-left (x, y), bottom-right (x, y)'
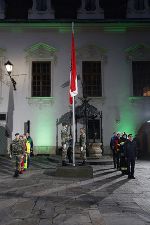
top-left (69, 25), bottom-right (78, 104)
top-left (69, 22), bottom-right (77, 166)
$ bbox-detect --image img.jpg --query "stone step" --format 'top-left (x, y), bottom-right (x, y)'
top-left (48, 155), bottom-right (113, 165)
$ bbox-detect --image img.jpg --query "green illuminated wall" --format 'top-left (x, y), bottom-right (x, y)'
top-left (117, 105), bottom-right (136, 136)
top-left (32, 109), bottom-right (55, 147)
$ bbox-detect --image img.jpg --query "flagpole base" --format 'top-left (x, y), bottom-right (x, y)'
top-left (55, 165), bottom-right (93, 178)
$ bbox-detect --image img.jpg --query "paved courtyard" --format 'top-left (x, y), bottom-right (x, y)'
top-left (0, 156), bottom-right (150, 225)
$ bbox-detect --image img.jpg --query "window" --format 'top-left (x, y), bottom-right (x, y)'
top-left (32, 61), bottom-right (51, 97)
top-left (0, 114), bottom-right (6, 121)
top-left (85, 0), bottom-right (96, 11)
top-left (82, 61), bottom-right (102, 97)
top-left (5, 0), bottom-right (32, 19)
top-left (36, 0), bottom-right (47, 11)
top-left (134, 0), bottom-right (145, 10)
top-left (88, 119), bottom-right (100, 140)
top-left (132, 61), bottom-right (150, 96)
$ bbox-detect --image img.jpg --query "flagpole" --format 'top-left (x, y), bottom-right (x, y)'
top-left (69, 21), bottom-right (77, 167)
top-left (72, 96), bottom-right (75, 166)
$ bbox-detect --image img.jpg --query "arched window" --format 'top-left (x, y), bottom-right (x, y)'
top-left (134, 0), bottom-right (145, 10)
top-left (85, 0), bottom-right (96, 11)
top-left (36, 0), bottom-right (47, 11)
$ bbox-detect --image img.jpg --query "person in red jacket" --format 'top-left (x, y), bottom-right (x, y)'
top-left (114, 132), bottom-right (121, 170)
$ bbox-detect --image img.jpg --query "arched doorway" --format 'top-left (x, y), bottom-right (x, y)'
top-left (137, 122), bottom-right (150, 158)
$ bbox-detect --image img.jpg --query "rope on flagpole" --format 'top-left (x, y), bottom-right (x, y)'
top-left (72, 95), bottom-right (75, 166)
top-left (72, 21), bottom-right (74, 33)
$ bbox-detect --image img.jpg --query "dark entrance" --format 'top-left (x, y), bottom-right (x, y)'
top-left (137, 122), bottom-right (150, 159)
top-left (56, 103), bottom-right (103, 154)
top-left (0, 126), bottom-right (8, 155)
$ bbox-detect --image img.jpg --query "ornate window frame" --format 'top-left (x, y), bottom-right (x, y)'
top-left (25, 42), bottom-right (57, 106)
top-left (125, 43), bottom-right (150, 103)
top-left (76, 44), bottom-right (107, 103)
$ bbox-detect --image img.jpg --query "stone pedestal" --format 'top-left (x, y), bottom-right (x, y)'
top-left (89, 143), bottom-right (102, 159)
top-left (75, 145), bottom-right (81, 159)
top-left (55, 165), bottom-right (93, 178)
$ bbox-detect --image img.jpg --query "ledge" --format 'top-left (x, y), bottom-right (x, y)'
top-left (129, 96), bottom-right (150, 103)
top-left (89, 96), bottom-right (105, 104)
top-left (26, 97), bottom-right (54, 105)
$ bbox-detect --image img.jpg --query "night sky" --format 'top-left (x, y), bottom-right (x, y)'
top-left (4, 0), bottom-right (128, 20)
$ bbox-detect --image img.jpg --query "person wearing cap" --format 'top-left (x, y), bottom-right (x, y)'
top-left (79, 127), bottom-right (87, 165)
top-left (124, 134), bottom-right (137, 179)
top-left (11, 133), bottom-right (24, 177)
top-left (61, 123), bottom-right (69, 166)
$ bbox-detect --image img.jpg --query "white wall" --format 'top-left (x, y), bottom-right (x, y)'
top-left (0, 25), bottom-right (150, 154)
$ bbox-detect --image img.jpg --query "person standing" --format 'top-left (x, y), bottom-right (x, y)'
top-left (19, 135), bottom-right (25, 174)
top-left (11, 133), bottom-right (24, 177)
top-left (124, 134), bottom-right (137, 179)
top-left (23, 134), bottom-right (31, 168)
top-left (67, 134), bottom-right (73, 163)
top-left (26, 132), bottom-right (34, 157)
top-left (110, 132), bottom-right (117, 168)
top-left (79, 128), bottom-right (87, 165)
top-left (114, 132), bottom-right (121, 170)
top-left (120, 132), bottom-right (128, 175)
top-left (61, 123), bottom-right (69, 166)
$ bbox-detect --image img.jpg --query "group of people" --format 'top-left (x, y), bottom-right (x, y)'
top-left (10, 132), bottom-right (33, 177)
top-left (61, 123), bottom-right (86, 166)
top-left (110, 132), bottom-right (137, 179)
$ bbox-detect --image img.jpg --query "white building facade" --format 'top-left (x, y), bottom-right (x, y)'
top-left (0, 0), bottom-right (150, 156)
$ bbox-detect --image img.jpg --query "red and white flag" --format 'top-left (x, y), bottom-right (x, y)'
top-left (69, 29), bottom-right (78, 104)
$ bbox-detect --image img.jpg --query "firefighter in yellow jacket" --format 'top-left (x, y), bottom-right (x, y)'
top-left (23, 135), bottom-right (31, 169)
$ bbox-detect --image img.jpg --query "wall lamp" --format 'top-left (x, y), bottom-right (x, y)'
top-left (4, 60), bottom-right (16, 90)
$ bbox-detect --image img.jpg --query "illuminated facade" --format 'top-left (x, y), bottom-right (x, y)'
top-left (0, 0), bottom-right (150, 155)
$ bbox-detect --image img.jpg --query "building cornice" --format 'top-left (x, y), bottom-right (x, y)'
top-left (0, 19), bottom-right (150, 32)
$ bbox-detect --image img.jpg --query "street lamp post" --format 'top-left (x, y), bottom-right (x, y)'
top-left (4, 60), bottom-right (16, 90)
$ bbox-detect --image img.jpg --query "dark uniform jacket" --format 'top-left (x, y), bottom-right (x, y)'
top-left (11, 139), bottom-right (24, 155)
top-left (124, 139), bottom-right (137, 159)
top-left (80, 133), bottom-right (86, 147)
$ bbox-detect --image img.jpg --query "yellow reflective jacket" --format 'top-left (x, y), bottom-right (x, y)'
top-left (26, 141), bottom-right (31, 154)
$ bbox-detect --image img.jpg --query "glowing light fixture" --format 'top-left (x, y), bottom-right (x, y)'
top-left (4, 60), bottom-right (16, 90)
top-left (5, 60), bottom-right (13, 75)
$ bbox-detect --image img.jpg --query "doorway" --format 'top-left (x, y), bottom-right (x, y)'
top-left (137, 122), bottom-right (150, 158)
top-left (0, 126), bottom-right (8, 155)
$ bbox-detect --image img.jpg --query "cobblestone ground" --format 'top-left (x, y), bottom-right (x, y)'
top-left (0, 156), bottom-right (150, 225)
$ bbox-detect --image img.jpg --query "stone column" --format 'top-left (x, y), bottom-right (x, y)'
top-left (0, 0), bottom-right (5, 19)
